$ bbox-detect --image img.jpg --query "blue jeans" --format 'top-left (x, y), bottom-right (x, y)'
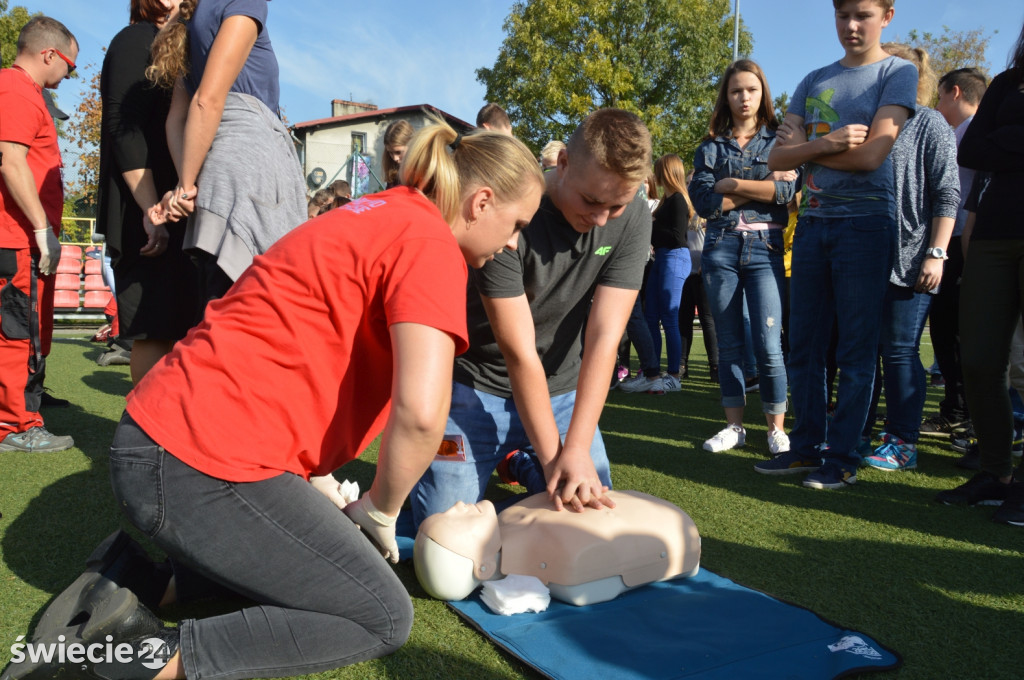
top-left (702, 228), bottom-right (787, 414)
top-left (109, 413), bottom-right (412, 680)
top-left (879, 284), bottom-right (932, 443)
top-left (644, 247), bottom-right (691, 375)
top-left (627, 291), bottom-right (660, 376)
top-left (788, 215), bottom-right (893, 468)
top-left (410, 382), bottom-right (612, 528)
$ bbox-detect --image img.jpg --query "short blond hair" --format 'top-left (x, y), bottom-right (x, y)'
top-left (566, 109), bottom-right (652, 184)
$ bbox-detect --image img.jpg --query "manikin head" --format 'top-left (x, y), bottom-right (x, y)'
top-left (414, 500), bottom-right (502, 601)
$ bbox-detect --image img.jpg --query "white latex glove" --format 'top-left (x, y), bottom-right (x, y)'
top-left (343, 494), bottom-right (399, 564)
top-left (309, 474), bottom-right (359, 510)
top-left (33, 227), bottom-right (62, 275)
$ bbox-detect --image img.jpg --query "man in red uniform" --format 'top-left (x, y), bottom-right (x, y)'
top-left (0, 16), bottom-right (78, 452)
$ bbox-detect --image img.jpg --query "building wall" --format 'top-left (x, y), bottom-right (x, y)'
top-left (299, 111), bottom-right (441, 197)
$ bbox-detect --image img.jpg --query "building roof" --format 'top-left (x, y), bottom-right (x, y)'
top-left (292, 104), bottom-right (474, 133)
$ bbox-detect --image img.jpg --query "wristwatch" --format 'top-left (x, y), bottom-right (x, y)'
top-left (925, 247), bottom-right (948, 260)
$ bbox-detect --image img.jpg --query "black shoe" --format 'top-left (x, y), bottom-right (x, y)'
top-left (935, 471), bottom-right (1011, 506)
top-left (39, 390), bottom-right (69, 408)
top-left (954, 444), bottom-right (981, 470)
top-left (34, 531), bottom-right (169, 640)
top-left (920, 414), bottom-right (969, 438)
top-left (3, 589), bottom-right (167, 680)
top-left (992, 481), bottom-right (1024, 526)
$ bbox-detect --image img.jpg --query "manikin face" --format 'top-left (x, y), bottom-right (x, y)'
top-left (834, 0), bottom-right (894, 62)
top-left (552, 151), bottom-right (639, 234)
top-left (727, 70), bottom-right (763, 125)
top-left (459, 182), bottom-right (542, 269)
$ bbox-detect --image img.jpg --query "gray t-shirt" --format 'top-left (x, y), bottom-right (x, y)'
top-left (454, 192), bottom-right (652, 398)
top-left (790, 56), bottom-right (918, 218)
top-left (888, 107), bottom-right (960, 288)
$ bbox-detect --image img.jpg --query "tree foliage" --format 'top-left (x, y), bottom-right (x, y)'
top-left (64, 63), bottom-right (101, 212)
top-left (0, 0), bottom-right (36, 69)
top-left (477, 0), bottom-right (752, 164)
top-left (902, 25), bottom-right (995, 81)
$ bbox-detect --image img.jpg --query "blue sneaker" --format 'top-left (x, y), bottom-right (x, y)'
top-left (754, 449), bottom-right (822, 475)
top-left (865, 437), bottom-right (918, 471)
top-left (803, 461), bottom-right (857, 489)
top-left (855, 436), bottom-right (876, 466)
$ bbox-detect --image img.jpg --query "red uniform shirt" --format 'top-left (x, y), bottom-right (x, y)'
top-left (127, 187), bottom-right (469, 481)
top-left (0, 67), bottom-right (64, 247)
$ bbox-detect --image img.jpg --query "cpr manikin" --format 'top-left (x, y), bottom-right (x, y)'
top-left (413, 490), bottom-right (701, 606)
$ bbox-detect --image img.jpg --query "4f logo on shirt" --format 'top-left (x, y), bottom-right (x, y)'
top-left (594, 246), bottom-right (612, 256)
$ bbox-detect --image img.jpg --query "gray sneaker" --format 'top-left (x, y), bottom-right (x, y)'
top-left (97, 347), bottom-right (131, 366)
top-left (0, 426), bottom-right (74, 453)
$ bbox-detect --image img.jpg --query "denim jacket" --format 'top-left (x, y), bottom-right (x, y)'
top-left (689, 126), bottom-right (798, 230)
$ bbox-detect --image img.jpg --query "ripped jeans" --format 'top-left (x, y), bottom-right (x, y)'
top-left (701, 227), bottom-right (787, 413)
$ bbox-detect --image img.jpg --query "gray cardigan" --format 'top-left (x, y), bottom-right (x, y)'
top-left (889, 107), bottom-right (960, 289)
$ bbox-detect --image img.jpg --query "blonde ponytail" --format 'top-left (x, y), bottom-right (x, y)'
top-left (401, 113), bottom-right (544, 225)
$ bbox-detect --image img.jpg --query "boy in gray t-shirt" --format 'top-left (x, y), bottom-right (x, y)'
top-left (412, 109), bottom-right (653, 526)
top-left (755, 0), bottom-right (917, 489)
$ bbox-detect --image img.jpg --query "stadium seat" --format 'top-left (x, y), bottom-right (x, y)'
top-left (84, 258), bottom-right (102, 275)
top-left (57, 257), bottom-right (82, 275)
top-left (83, 290), bottom-right (113, 309)
top-left (84, 274), bottom-right (109, 291)
top-left (55, 273), bottom-right (80, 291)
top-left (53, 289), bottom-right (80, 310)
top-left (61, 245), bottom-right (83, 260)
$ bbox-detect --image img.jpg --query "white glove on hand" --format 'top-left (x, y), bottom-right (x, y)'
top-left (309, 474), bottom-right (359, 510)
top-left (343, 494), bottom-right (399, 564)
top-left (34, 227), bottom-right (62, 275)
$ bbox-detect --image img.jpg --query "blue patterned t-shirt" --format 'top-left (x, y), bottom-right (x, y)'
top-left (789, 56), bottom-right (918, 218)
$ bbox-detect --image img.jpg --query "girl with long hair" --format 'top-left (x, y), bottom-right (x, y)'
top-left (383, 119), bottom-right (414, 188)
top-left (148, 0), bottom-right (306, 316)
top-left (14, 120), bottom-right (545, 680)
top-left (641, 154), bottom-right (694, 392)
top-left (689, 59), bottom-right (799, 455)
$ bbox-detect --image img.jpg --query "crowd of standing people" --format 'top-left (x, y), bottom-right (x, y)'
top-left (0, 0), bottom-right (1022, 678)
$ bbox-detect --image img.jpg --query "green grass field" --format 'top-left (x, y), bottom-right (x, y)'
top-left (1, 335), bottom-right (1022, 679)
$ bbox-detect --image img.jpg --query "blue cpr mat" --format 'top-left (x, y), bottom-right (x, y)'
top-left (445, 568), bottom-right (901, 680)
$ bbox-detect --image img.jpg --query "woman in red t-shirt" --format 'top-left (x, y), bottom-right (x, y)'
top-left (13, 118), bottom-right (543, 680)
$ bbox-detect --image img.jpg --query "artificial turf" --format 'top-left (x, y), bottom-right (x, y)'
top-left (0, 335), bottom-right (1021, 679)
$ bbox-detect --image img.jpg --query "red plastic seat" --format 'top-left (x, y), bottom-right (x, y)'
top-left (56, 257), bottom-right (82, 275)
top-left (84, 274), bottom-right (109, 291)
top-left (54, 289), bottom-right (80, 310)
top-left (84, 258), bottom-right (102, 275)
top-left (54, 273), bottom-right (80, 291)
top-left (83, 290), bottom-right (113, 309)
top-left (61, 245), bottom-right (83, 260)
top-left (83, 246), bottom-right (101, 259)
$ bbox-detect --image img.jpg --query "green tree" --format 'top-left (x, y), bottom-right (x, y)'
top-left (901, 25), bottom-right (996, 81)
top-left (0, 0), bottom-right (37, 69)
top-left (64, 63), bottom-right (101, 211)
top-left (477, 0), bottom-right (752, 164)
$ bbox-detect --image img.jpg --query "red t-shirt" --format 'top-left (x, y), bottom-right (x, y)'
top-left (0, 67), bottom-right (64, 248)
top-left (127, 187), bottom-right (469, 482)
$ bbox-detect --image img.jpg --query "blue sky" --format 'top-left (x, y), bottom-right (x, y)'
top-left (29, 1), bottom-right (1024, 130)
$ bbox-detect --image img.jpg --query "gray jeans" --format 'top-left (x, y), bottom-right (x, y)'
top-left (109, 413), bottom-right (412, 680)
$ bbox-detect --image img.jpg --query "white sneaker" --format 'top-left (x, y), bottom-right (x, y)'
top-left (703, 424), bottom-right (746, 452)
top-left (619, 374), bottom-right (662, 393)
top-left (660, 375), bottom-right (681, 392)
top-left (767, 429), bottom-right (791, 456)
